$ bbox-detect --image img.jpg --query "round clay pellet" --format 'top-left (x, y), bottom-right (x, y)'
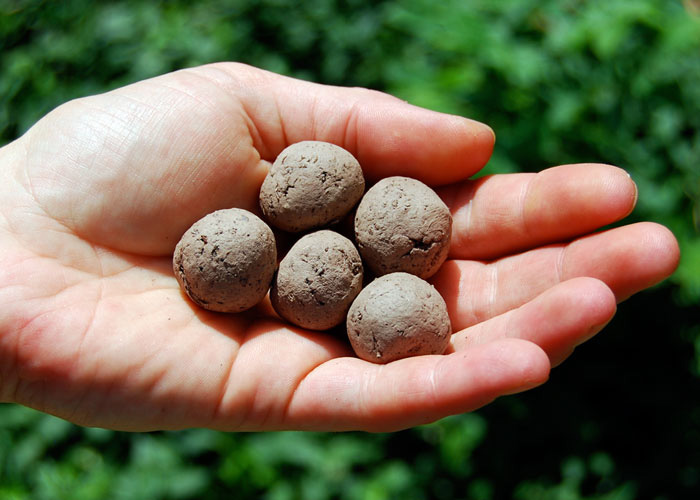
top-left (259, 141), bottom-right (365, 232)
top-left (173, 208), bottom-right (276, 313)
top-left (354, 176), bottom-right (452, 279)
top-left (346, 272), bottom-right (451, 363)
top-left (271, 230), bottom-right (364, 331)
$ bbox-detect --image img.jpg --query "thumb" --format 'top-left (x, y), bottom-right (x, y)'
top-left (207, 62), bottom-right (496, 186)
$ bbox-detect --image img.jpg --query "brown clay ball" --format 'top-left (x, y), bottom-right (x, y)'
top-left (354, 176), bottom-right (452, 279)
top-left (271, 230), bottom-right (364, 331)
top-left (259, 141), bottom-right (365, 232)
top-left (173, 208), bottom-right (277, 313)
top-left (346, 272), bottom-right (452, 363)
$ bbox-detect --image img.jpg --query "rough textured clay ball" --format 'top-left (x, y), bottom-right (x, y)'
top-left (354, 176), bottom-right (452, 279)
top-left (346, 272), bottom-right (451, 363)
top-left (173, 208), bottom-right (277, 313)
top-left (271, 230), bottom-right (364, 331)
top-left (259, 141), bottom-right (365, 232)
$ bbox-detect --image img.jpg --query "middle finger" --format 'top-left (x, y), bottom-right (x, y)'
top-left (431, 222), bottom-right (678, 332)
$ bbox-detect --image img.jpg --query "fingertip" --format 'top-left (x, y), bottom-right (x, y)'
top-left (565, 276), bottom-right (618, 327)
top-left (648, 222), bottom-right (681, 278)
top-left (603, 165), bottom-right (638, 220)
top-left (449, 338), bottom-right (550, 397)
top-left (624, 222), bottom-right (681, 298)
top-left (527, 277), bottom-right (617, 361)
top-left (606, 222), bottom-right (680, 301)
top-left (358, 101), bottom-right (495, 186)
top-left (528, 164), bottom-right (640, 232)
top-left (484, 338), bottom-right (550, 396)
top-left (550, 278), bottom-right (617, 359)
top-left (622, 168), bottom-right (639, 217)
top-left (446, 115), bottom-right (495, 183)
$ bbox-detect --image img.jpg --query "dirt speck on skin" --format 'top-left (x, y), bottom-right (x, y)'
top-left (173, 208), bottom-right (277, 313)
top-left (271, 230), bottom-right (364, 331)
top-left (346, 272), bottom-right (451, 363)
top-left (354, 176), bottom-right (452, 279)
top-left (259, 141), bottom-right (365, 232)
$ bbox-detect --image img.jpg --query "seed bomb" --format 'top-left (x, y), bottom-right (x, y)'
top-left (259, 141), bottom-right (365, 232)
top-left (271, 230), bottom-right (364, 331)
top-left (173, 208), bottom-right (277, 313)
top-left (354, 176), bottom-right (452, 279)
top-left (346, 272), bottom-right (452, 363)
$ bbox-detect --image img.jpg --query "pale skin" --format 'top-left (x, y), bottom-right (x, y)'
top-left (0, 63), bottom-right (680, 432)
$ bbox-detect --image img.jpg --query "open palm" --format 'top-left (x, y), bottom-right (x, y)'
top-left (0, 63), bottom-right (679, 431)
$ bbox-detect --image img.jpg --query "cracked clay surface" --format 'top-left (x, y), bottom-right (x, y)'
top-left (346, 272), bottom-right (451, 363)
top-left (271, 230), bottom-right (364, 330)
top-left (173, 208), bottom-right (277, 313)
top-left (354, 176), bottom-right (452, 279)
top-left (259, 141), bottom-right (365, 233)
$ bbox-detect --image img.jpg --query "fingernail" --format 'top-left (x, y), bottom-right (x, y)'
top-left (626, 171), bottom-right (638, 217)
top-left (487, 124), bottom-right (496, 145)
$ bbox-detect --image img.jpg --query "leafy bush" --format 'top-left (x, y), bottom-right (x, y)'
top-left (1, 0), bottom-right (698, 498)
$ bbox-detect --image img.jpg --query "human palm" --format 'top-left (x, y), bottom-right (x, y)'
top-left (0, 63), bottom-right (679, 431)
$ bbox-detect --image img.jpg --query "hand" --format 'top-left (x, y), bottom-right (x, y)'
top-left (0, 63), bottom-right (679, 432)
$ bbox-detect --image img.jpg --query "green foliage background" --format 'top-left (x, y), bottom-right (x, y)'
top-left (1, 0), bottom-right (699, 498)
